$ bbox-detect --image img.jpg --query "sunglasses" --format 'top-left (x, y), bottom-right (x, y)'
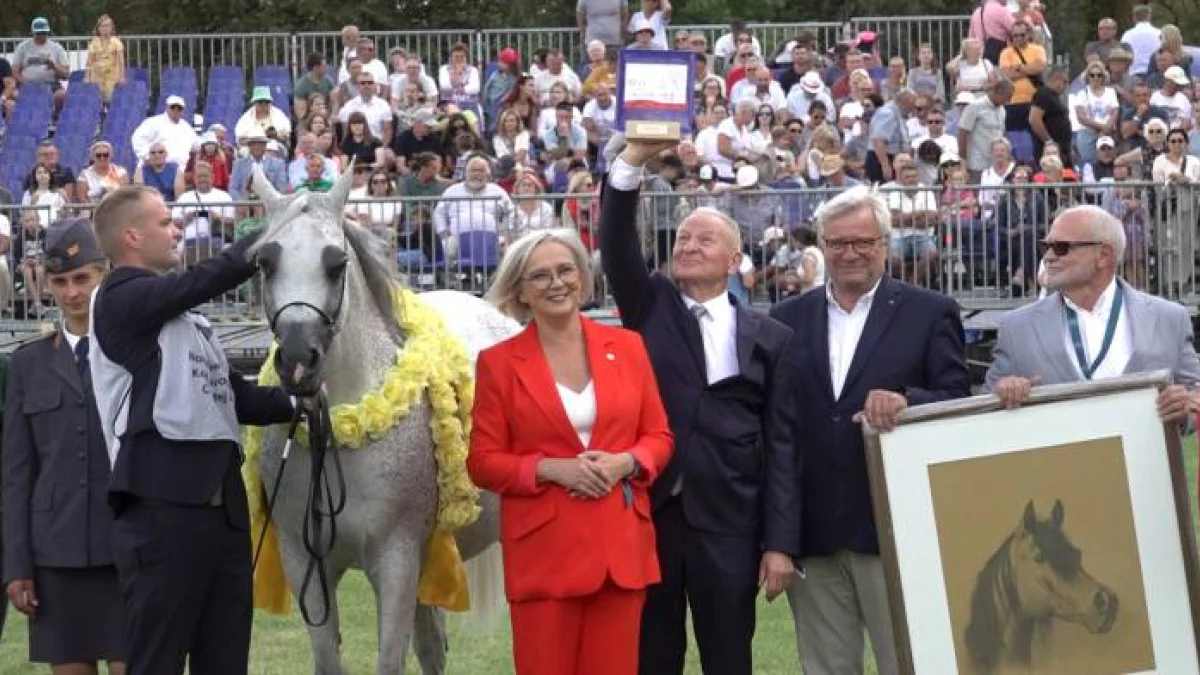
top-left (359, 81), bottom-right (375, 86)
top-left (1169, 138), bottom-right (1187, 144)
top-left (1038, 240), bottom-right (1102, 256)
top-left (787, 126), bottom-right (803, 132)
top-left (93, 152), bottom-right (110, 158)
top-left (1147, 129), bottom-right (1166, 135)
top-left (1088, 73), bottom-right (1105, 79)
top-left (169, 105), bottom-right (184, 110)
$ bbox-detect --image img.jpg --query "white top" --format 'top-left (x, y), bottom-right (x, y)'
top-left (1151, 153), bottom-right (1200, 183)
top-left (627, 10), bottom-right (669, 50)
top-left (537, 106), bottom-right (583, 136)
top-left (132, 113), bottom-right (200, 166)
top-left (955, 58), bottom-right (994, 97)
top-left (557, 380), bottom-right (597, 447)
top-left (21, 190), bottom-right (65, 226)
top-left (915, 133), bottom-right (959, 158)
top-left (885, 185), bottom-right (939, 237)
top-left (340, 59), bottom-right (389, 97)
top-left (172, 188), bottom-right (235, 240)
top-left (235, 106), bottom-right (293, 142)
top-left (433, 183), bottom-right (514, 236)
top-left (534, 67), bottom-right (583, 104)
top-left (1120, 22), bottom-right (1163, 75)
top-left (1071, 86), bottom-right (1119, 131)
top-left (683, 293), bottom-right (739, 385)
top-left (437, 64), bottom-right (481, 99)
top-left (1061, 277), bottom-right (1131, 380)
top-left (338, 96), bottom-right (394, 139)
top-left (827, 279), bottom-right (880, 399)
top-left (714, 117), bottom-right (753, 179)
top-left (694, 127), bottom-right (722, 172)
top-left (800, 246), bottom-right (825, 292)
top-left (785, 88), bottom-right (835, 122)
top-left (731, 80), bottom-right (787, 111)
top-left (979, 161), bottom-right (1014, 219)
top-left (389, 72), bottom-right (439, 102)
top-left (714, 33), bottom-right (761, 60)
top-left (492, 131), bottom-right (531, 161)
top-left (1150, 90), bottom-right (1193, 129)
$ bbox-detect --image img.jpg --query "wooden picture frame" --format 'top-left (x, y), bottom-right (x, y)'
top-left (863, 370), bottom-right (1200, 674)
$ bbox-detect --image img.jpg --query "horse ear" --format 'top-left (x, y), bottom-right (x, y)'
top-left (1022, 500), bottom-right (1037, 531)
top-left (251, 167), bottom-right (285, 214)
top-left (324, 160), bottom-right (355, 215)
top-left (1051, 499), bottom-right (1065, 527)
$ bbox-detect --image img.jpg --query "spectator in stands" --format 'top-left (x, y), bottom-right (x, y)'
top-left (786, 72), bottom-right (834, 124)
top-left (340, 111), bottom-right (387, 169)
top-left (1086, 17), bottom-right (1132, 63)
top-left (15, 211), bottom-right (46, 313)
top-left (1073, 62), bottom-right (1119, 166)
top-left (11, 18), bottom-right (69, 109)
top-left (173, 160), bottom-right (235, 255)
top-left (994, 163), bottom-right (1046, 294)
top-left (0, 210), bottom-right (10, 310)
top-left (295, 153), bottom-right (334, 193)
top-left (918, 108), bottom-right (958, 157)
top-left (339, 71), bottom-right (394, 148)
top-left (493, 109), bottom-right (532, 167)
top-left (132, 94), bottom-right (199, 166)
top-left (969, 0), bottom-right (1014, 64)
top-left (434, 155), bottom-right (514, 258)
top-left (1121, 5), bottom-right (1161, 76)
top-left (1119, 82), bottom-right (1169, 151)
top-left (208, 123), bottom-right (237, 164)
top-left (959, 78), bottom-right (1012, 180)
top-left (332, 58), bottom-right (361, 113)
top-left (626, 15), bottom-right (662, 51)
top-left (979, 137), bottom-right (1015, 218)
top-left (511, 171), bottom-right (557, 239)
top-left (866, 88), bottom-right (916, 183)
top-left (0, 55), bottom-right (15, 118)
top-left (350, 39), bottom-right (389, 99)
top-left (578, 40), bottom-right (608, 83)
top-left (627, 0), bottom-right (671, 49)
top-left (713, 99), bottom-right (762, 180)
top-left (393, 108), bottom-right (443, 175)
top-left (1116, 117), bottom-right (1168, 177)
top-left (482, 49), bottom-right (520, 129)
top-left (236, 87), bottom-right (293, 147)
top-left (502, 75), bottom-right (539, 131)
top-left (133, 141), bottom-right (183, 201)
top-left (538, 82), bottom-right (581, 133)
top-left (1104, 47), bottom-right (1135, 106)
top-left (336, 25), bottom-right (360, 81)
top-left (293, 53), bottom-right (333, 120)
top-left (582, 84), bottom-right (616, 171)
top-left (22, 164), bottom-right (67, 227)
top-left (77, 141), bottom-right (131, 204)
top-left (714, 19), bottom-right (761, 64)
top-left (1152, 66), bottom-right (1192, 129)
top-left (1114, 184), bottom-right (1150, 287)
top-left (85, 14), bottom-right (125, 104)
top-left (697, 78), bottom-right (727, 117)
top-left (541, 102), bottom-right (589, 168)
top-left (299, 103), bottom-right (330, 135)
top-left (1029, 65), bottom-right (1073, 166)
top-left (391, 56), bottom-right (438, 111)
top-left (228, 131), bottom-right (287, 200)
top-left (288, 133), bottom-right (336, 190)
top-left (23, 141), bottom-right (77, 203)
top-left (778, 42), bottom-right (814, 95)
top-left (439, 43), bottom-right (482, 116)
top-left (536, 50), bottom-right (583, 106)
top-left (879, 57), bottom-right (909, 103)
top-left (577, 0), bottom-right (629, 52)
top-left (184, 133), bottom-right (231, 191)
top-left (948, 38), bottom-right (996, 100)
top-left (737, 67), bottom-right (786, 111)
top-left (909, 43), bottom-right (946, 104)
top-left (999, 21), bottom-right (1045, 133)
top-left (397, 152), bottom-right (446, 216)
top-left (886, 162), bottom-right (940, 283)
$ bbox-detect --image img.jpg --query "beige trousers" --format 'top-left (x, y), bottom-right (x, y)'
top-left (786, 550), bottom-right (900, 675)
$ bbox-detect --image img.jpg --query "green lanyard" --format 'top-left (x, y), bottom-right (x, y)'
top-left (1064, 285), bottom-right (1124, 380)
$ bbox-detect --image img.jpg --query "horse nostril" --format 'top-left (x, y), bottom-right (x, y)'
top-left (306, 349), bottom-right (320, 369)
top-left (1094, 590), bottom-right (1110, 612)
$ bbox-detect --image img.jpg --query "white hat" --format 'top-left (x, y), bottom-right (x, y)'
top-left (630, 14), bottom-right (654, 34)
top-left (839, 101), bottom-right (864, 119)
top-left (800, 72), bottom-right (823, 94)
top-left (1165, 66), bottom-right (1190, 86)
top-left (735, 165), bottom-right (759, 188)
top-left (760, 226), bottom-right (785, 246)
top-left (698, 165), bottom-right (715, 180)
top-left (939, 152), bottom-right (963, 166)
top-left (243, 129), bottom-right (269, 143)
top-left (954, 92), bottom-right (975, 105)
top-left (166, 95), bottom-right (186, 108)
top-left (1096, 135), bottom-right (1116, 149)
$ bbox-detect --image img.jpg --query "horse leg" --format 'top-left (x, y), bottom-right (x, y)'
top-left (279, 533), bottom-right (352, 675)
top-left (412, 604), bottom-right (447, 675)
top-left (363, 539), bottom-right (424, 675)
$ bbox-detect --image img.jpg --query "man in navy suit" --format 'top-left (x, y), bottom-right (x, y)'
top-left (599, 136), bottom-right (800, 675)
top-left (769, 185), bottom-right (970, 675)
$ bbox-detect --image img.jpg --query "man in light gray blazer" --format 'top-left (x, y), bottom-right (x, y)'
top-left (986, 205), bottom-right (1199, 420)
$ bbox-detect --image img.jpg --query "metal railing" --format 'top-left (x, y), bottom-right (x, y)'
top-left (0, 179), bottom-right (1194, 323)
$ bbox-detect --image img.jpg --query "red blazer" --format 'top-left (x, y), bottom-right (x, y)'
top-left (467, 317), bottom-right (674, 603)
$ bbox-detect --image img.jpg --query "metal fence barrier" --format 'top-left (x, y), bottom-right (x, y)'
top-left (0, 179), bottom-right (1192, 323)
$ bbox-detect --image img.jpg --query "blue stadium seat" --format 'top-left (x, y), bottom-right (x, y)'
top-left (456, 231), bottom-right (500, 270)
top-left (127, 67), bottom-right (150, 86)
top-left (68, 70), bottom-right (87, 84)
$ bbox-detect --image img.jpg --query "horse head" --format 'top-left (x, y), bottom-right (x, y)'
top-left (249, 163), bottom-right (400, 396)
top-left (1009, 499), bottom-right (1119, 634)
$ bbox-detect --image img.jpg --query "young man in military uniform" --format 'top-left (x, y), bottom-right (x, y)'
top-left (3, 218), bottom-right (127, 673)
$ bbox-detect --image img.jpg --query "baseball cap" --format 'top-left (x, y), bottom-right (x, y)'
top-left (631, 14), bottom-right (655, 34)
top-left (1096, 136), bottom-right (1116, 149)
top-left (166, 95), bottom-right (186, 109)
top-left (1165, 66), bottom-right (1189, 86)
top-left (498, 48), bottom-right (520, 67)
top-left (31, 17), bottom-right (50, 34)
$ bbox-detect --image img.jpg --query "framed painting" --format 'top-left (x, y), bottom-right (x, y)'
top-left (863, 369), bottom-right (1200, 674)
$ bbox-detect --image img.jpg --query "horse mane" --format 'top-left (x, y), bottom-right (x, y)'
top-left (342, 220), bottom-right (404, 345)
top-left (965, 534), bottom-right (1015, 674)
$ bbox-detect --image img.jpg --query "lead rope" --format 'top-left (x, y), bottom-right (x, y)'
top-left (251, 391), bottom-right (348, 627)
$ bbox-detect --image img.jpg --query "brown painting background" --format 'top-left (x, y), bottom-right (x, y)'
top-left (928, 436), bottom-right (1155, 673)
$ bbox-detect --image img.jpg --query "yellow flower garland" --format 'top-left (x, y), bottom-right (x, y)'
top-left (242, 286), bottom-right (480, 613)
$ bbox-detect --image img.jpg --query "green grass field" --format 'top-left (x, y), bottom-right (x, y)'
top-left (0, 438), bottom-right (1196, 674)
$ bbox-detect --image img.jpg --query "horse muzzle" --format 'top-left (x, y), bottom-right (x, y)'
top-left (273, 311), bottom-right (334, 397)
top-left (1086, 586), bottom-right (1119, 634)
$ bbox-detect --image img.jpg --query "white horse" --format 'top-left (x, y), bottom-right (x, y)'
top-left (248, 168), bottom-right (519, 674)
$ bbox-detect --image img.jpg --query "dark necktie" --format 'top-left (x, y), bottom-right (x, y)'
top-left (74, 336), bottom-right (90, 380)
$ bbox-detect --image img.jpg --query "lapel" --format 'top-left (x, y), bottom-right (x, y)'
top-left (581, 319), bottom-right (620, 450)
top-left (1119, 280), bottom-right (1157, 374)
top-left (672, 291), bottom-right (709, 381)
top-left (841, 277), bottom-right (902, 398)
top-left (48, 332), bottom-right (84, 396)
top-left (733, 299), bottom-right (758, 377)
top-left (808, 290), bottom-right (835, 402)
top-left (1033, 293), bottom-right (1084, 382)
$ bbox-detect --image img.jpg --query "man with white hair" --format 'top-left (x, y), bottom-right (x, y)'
top-left (769, 185), bottom-right (969, 675)
top-left (433, 156), bottom-right (514, 258)
top-left (714, 100), bottom-right (760, 180)
top-left (986, 205), bottom-right (1199, 417)
top-left (733, 64), bottom-right (786, 110)
top-left (599, 135), bottom-right (800, 675)
top-left (131, 96), bottom-right (199, 167)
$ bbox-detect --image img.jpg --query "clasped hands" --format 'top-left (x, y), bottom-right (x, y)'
top-left (540, 451), bottom-right (637, 499)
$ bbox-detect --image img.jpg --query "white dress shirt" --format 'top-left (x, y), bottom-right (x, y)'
top-left (1120, 22), bottom-right (1163, 75)
top-left (827, 279), bottom-right (881, 399)
top-left (131, 114), bottom-right (200, 166)
top-left (684, 294), bottom-right (739, 384)
top-left (1061, 277), bottom-right (1131, 380)
top-left (337, 96), bottom-right (394, 139)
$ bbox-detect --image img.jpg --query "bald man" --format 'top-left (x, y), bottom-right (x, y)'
top-left (986, 205), bottom-right (1200, 419)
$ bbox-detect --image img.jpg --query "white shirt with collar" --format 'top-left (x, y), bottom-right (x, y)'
top-left (63, 326), bottom-right (84, 353)
top-left (827, 278), bottom-right (881, 399)
top-left (1060, 277), bottom-right (1131, 381)
top-left (1120, 22), bottom-right (1163, 75)
top-left (608, 157), bottom-right (740, 385)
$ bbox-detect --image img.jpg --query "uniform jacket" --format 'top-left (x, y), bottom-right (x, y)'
top-left (3, 332), bottom-right (114, 581)
top-left (467, 318), bottom-right (673, 602)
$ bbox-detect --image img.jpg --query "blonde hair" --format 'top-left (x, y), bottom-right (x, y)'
top-left (486, 229), bottom-right (594, 323)
top-left (1161, 25), bottom-right (1185, 59)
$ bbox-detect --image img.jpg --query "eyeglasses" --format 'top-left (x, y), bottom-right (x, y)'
top-left (359, 81), bottom-right (374, 86)
top-left (149, 150), bottom-right (165, 154)
top-left (371, 178), bottom-right (390, 184)
top-left (1147, 129), bottom-right (1166, 136)
top-left (1088, 73), bottom-right (1105, 79)
top-left (523, 263), bottom-right (580, 290)
top-left (787, 126), bottom-right (803, 133)
top-left (1169, 138), bottom-right (1187, 144)
top-left (823, 237), bottom-right (881, 254)
top-left (93, 152), bottom-right (110, 159)
top-left (1038, 240), bottom-right (1102, 256)
top-left (928, 119), bottom-right (944, 124)
top-left (757, 111), bottom-right (773, 116)
top-left (169, 105), bottom-right (184, 110)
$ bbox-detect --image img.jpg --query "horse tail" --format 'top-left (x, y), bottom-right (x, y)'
top-left (463, 542), bottom-right (507, 631)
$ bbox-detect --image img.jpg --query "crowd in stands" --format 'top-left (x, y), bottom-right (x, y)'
top-left (0, 3), bottom-right (1199, 314)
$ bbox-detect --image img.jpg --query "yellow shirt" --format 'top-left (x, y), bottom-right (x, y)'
top-left (999, 44), bottom-right (1046, 105)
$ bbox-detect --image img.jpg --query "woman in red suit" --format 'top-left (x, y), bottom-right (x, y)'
top-left (469, 228), bottom-right (673, 675)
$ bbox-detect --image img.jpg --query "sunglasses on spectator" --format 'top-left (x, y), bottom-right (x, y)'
top-left (149, 150), bottom-right (165, 154)
top-left (1088, 73), bottom-right (1105, 79)
top-left (1169, 138), bottom-right (1187, 144)
top-left (1038, 240), bottom-right (1101, 256)
top-left (359, 80), bottom-right (375, 86)
top-left (169, 104), bottom-right (184, 110)
top-left (787, 126), bottom-right (803, 132)
top-left (94, 152), bottom-right (110, 159)
top-left (928, 118), bottom-right (944, 124)
top-left (1147, 129), bottom-right (1166, 135)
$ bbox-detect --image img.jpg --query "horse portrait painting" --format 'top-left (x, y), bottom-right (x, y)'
top-left (238, 165), bottom-right (522, 675)
top-left (963, 499), bottom-right (1119, 674)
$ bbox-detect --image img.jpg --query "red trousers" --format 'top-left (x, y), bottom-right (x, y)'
top-left (510, 582), bottom-right (646, 675)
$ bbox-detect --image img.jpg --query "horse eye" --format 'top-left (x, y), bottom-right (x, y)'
top-left (256, 242), bottom-right (282, 277)
top-left (321, 246), bottom-right (348, 278)
top-left (1034, 551), bottom-right (1045, 564)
